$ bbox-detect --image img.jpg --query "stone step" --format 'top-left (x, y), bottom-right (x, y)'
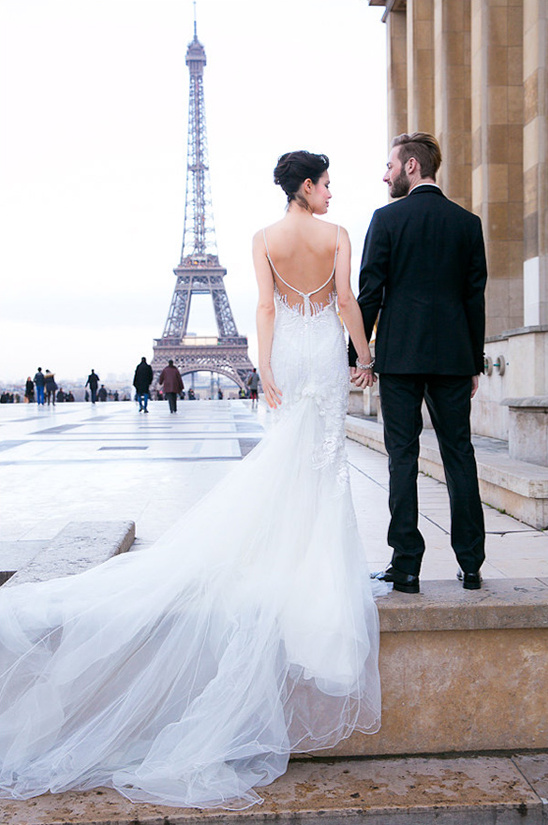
top-left (346, 413), bottom-right (548, 529)
top-left (1, 520), bottom-right (135, 587)
top-left (325, 578), bottom-right (548, 759)
top-left (1, 752), bottom-right (547, 824)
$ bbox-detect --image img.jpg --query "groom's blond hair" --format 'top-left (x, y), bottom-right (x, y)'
top-left (392, 132), bottom-right (442, 180)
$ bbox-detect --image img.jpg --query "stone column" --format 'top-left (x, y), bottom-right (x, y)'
top-left (406, 0), bottom-right (435, 134)
top-left (471, 0), bottom-right (524, 336)
top-left (523, 1), bottom-right (548, 326)
top-left (386, 7), bottom-right (408, 145)
top-left (433, 0), bottom-right (472, 210)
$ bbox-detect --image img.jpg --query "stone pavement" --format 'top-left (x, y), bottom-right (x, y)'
top-left (0, 399), bottom-right (264, 570)
top-left (1, 399), bottom-right (548, 824)
top-left (1, 399), bottom-right (547, 580)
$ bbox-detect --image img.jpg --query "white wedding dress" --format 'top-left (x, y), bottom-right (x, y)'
top-left (0, 241), bottom-right (382, 810)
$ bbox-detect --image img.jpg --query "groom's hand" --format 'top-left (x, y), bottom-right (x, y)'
top-left (471, 375), bottom-right (479, 399)
top-left (351, 367), bottom-right (377, 389)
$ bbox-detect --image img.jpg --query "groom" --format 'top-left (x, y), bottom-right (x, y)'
top-left (351, 132), bottom-right (487, 594)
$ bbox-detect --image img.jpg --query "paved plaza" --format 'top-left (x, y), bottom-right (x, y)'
top-left (1, 398), bottom-right (547, 581)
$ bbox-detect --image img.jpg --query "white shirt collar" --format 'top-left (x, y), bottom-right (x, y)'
top-left (409, 182), bottom-right (442, 193)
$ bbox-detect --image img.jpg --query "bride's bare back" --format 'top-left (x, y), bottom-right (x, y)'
top-left (262, 218), bottom-right (340, 314)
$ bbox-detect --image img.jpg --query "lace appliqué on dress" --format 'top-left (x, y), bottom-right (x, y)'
top-left (274, 286), bottom-right (337, 319)
top-left (272, 290), bottom-right (350, 495)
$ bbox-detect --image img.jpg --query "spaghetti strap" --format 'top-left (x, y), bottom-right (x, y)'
top-left (263, 226), bottom-right (340, 298)
top-left (262, 229), bottom-right (292, 289)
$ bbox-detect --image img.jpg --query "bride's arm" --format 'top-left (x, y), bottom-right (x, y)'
top-left (335, 228), bottom-right (376, 389)
top-left (252, 231), bottom-right (283, 408)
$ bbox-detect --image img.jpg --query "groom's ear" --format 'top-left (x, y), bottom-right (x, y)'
top-left (406, 157), bottom-right (419, 175)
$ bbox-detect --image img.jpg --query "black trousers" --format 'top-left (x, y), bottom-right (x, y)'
top-left (379, 374), bottom-right (485, 576)
top-left (165, 392), bottom-right (178, 413)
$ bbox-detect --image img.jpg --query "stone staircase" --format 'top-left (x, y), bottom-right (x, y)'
top-left (346, 413), bottom-right (548, 529)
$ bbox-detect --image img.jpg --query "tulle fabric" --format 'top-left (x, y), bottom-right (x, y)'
top-left (0, 291), bottom-right (382, 809)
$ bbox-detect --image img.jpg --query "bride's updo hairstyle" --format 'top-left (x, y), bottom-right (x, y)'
top-left (274, 151), bottom-right (329, 208)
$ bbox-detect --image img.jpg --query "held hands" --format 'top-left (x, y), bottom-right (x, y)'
top-left (350, 366), bottom-right (377, 389)
top-left (260, 365), bottom-right (283, 409)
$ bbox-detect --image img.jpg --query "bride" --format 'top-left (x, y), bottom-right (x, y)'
top-left (0, 151), bottom-right (382, 810)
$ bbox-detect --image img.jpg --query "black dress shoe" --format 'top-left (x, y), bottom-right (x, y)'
top-left (457, 569), bottom-right (482, 590)
top-left (371, 565), bottom-right (420, 594)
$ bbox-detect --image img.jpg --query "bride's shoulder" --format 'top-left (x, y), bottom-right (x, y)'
top-left (314, 219), bottom-right (347, 234)
top-left (252, 220), bottom-right (284, 246)
top-left (314, 221), bottom-right (349, 244)
top-left (256, 219), bottom-right (285, 234)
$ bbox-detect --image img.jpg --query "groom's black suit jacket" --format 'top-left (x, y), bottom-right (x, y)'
top-left (350, 185), bottom-right (487, 375)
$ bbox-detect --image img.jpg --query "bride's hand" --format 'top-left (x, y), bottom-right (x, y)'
top-left (350, 366), bottom-right (377, 389)
top-left (260, 366), bottom-right (283, 408)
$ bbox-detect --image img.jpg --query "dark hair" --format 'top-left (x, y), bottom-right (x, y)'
top-left (391, 132), bottom-right (442, 179)
top-left (273, 150), bottom-right (329, 204)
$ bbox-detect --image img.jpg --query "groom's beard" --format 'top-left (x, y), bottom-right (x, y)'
top-left (390, 168), bottom-right (411, 199)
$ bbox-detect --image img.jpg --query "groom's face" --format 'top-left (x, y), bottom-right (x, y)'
top-left (383, 147), bottom-right (411, 199)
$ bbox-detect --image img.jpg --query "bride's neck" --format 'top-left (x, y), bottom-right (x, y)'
top-left (286, 201), bottom-right (314, 219)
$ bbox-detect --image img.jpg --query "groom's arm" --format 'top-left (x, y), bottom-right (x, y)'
top-left (464, 216), bottom-right (487, 376)
top-left (348, 210), bottom-right (390, 366)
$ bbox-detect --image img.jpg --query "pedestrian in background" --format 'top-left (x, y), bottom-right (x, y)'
top-left (158, 359), bottom-right (184, 413)
top-left (24, 378), bottom-right (34, 403)
top-left (133, 357), bottom-right (153, 413)
top-left (85, 370), bottom-right (100, 404)
top-left (33, 368), bottom-right (45, 405)
top-left (246, 368), bottom-right (260, 409)
top-left (44, 370), bottom-right (57, 406)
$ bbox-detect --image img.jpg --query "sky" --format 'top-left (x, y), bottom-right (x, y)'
top-left (0, 0), bottom-right (388, 385)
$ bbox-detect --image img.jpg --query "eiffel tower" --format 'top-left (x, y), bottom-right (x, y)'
top-left (151, 16), bottom-right (253, 391)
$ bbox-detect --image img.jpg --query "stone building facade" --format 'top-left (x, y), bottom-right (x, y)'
top-left (369, 0), bottom-right (548, 455)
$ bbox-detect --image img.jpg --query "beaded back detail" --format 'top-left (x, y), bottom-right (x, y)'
top-left (271, 287), bottom-right (350, 493)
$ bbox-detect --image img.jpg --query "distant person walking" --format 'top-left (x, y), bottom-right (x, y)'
top-left (98, 385), bottom-right (108, 402)
top-left (85, 370), bottom-right (100, 404)
top-left (158, 360), bottom-right (184, 413)
top-left (33, 368), bottom-right (45, 405)
top-left (24, 378), bottom-right (34, 403)
top-left (44, 370), bottom-right (57, 406)
top-left (133, 357), bottom-right (153, 413)
top-left (246, 368), bottom-right (260, 409)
